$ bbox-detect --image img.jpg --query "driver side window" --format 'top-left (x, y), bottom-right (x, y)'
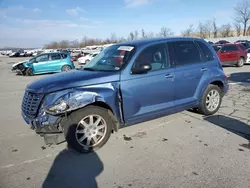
top-left (36, 54), bottom-right (48, 63)
top-left (133, 43), bottom-right (168, 72)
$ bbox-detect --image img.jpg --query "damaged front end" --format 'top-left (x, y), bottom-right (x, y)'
top-left (21, 83), bottom-right (120, 145)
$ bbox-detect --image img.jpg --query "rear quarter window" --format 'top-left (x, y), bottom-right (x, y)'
top-left (61, 53), bottom-right (68, 59)
top-left (196, 41), bottom-right (214, 61)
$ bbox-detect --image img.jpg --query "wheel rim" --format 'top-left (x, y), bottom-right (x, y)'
top-left (63, 66), bottom-right (71, 71)
top-left (206, 89), bottom-right (220, 112)
top-left (75, 114), bottom-right (107, 147)
top-left (239, 59), bottom-right (244, 66)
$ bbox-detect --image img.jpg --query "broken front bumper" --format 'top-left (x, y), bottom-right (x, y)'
top-left (22, 111), bottom-right (66, 144)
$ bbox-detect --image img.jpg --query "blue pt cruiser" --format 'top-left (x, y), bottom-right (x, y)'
top-left (21, 37), bottom-right (229, 153)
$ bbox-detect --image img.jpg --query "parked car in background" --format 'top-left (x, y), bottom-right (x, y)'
top-left (32, 50), bottom-right (44, 57)
top-left (21, 37), bottom-right (228, 153)
top-left (215, 40), bottom-right (230, 45)
top-left (234, 40), bottom-right (249, 43)
top-left (9, 49), bottom-right (24, 57)
top-left (212, 44), bottom-right (222, 52)
top-left (14, 52), bottom-right (75, 75)
top-left (216, 43), bottom-right (247, 67)
top-left (78, 52), bottom-right (99, 65)
top-left (71, 52), bottom-right (83, 61)
top-left (235, 41), bottom-right (250, 49)
top-left (246, 48), bottom-right (250, 64)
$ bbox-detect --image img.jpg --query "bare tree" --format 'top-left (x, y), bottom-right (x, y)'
top-left (70, 40), bottom-right (80, 48)
top-left (198, 21), bottom-right (206, 38)
top-left (181, 24), bottom-right (195, 36)
top-left (213, 19), bottom-right (218, 38)
top-left (234, 0), bottom-right (250, 36)
top-left (220, 24), bottom-right (232, 37)
top-left (110, 33), bottom-right (117, 43)
top-left (129, 32), bottom-right (135, 40)
top-left (234, 22), bottom-right (242, 36)
top-left (146, 32), bottom-right (155, 38)
top-left (203, 20), bottom-right (213, 38)
top-left (141, 29), bottom-right (146, 38)
top-left (134, 30), bottom-right (139, 40)
top-left (158, 27), bottom-right (174, 37)
top-left (247, 26), bottom-right (250, 35)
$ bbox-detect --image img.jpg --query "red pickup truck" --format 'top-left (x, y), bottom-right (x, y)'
top-left (216, 43), bottom-right (247, 67)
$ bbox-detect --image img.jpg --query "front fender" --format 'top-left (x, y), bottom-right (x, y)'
top-left (44, 82), bottom-right (122, 124)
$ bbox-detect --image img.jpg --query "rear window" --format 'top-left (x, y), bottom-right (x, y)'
top-left (221, 45), bottom-right (238, 52)
top-left (168, 41), bottom-right (202, 66)
top-left (196, 41), bottom-right (214, 61)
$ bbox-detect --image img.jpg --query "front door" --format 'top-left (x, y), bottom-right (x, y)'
top-left (32, 54), bottom-right (49, 73)
top-left (120, 43), bottom-right (175, 124)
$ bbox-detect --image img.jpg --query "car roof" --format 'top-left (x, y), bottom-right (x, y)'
top-left (117, 37), bottom-right (206, 48)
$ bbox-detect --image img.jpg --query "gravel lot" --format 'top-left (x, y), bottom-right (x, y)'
top-left (0, 56), bottom-right (250, 188)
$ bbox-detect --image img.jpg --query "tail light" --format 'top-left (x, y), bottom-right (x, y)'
top-left (70, 58), bottom-right (74, 63)
top-left (225, 74), bottom-right (229, 82)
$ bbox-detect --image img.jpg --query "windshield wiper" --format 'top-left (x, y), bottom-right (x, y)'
top-left (83, 67), bottom-right (96, 71)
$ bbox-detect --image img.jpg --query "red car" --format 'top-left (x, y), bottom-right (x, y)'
top-left (216, 43), bottom-right (247, 67)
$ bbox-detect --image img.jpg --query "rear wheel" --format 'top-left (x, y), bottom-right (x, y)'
top-left (236, 57), bottom-right (244, 67)
top-left (25, 68), bottom-right (33, 76)
top-left (61, 65), bottom-right (72, 72)
top-left (198, 85), bottom-right (222, 116)
top-left (63, 106), bottom-right (113, 153)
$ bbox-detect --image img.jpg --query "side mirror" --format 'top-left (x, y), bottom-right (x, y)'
top-left (131, 64), bottom-right (152, 74)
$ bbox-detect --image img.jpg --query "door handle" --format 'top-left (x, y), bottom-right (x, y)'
top-left (201, 68), bottom-right (208, 72)
top-left (165, 74), bottom-right (174, 78)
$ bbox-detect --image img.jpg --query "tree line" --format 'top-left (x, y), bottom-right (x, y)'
top-left (44, 0), bottom-right (250, 49)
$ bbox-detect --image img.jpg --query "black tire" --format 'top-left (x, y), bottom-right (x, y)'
top-left (198, 84), bottom-right (222, 116)
top-left (61, 65), bottom-right (72, 72)
top-left (25, 68), bottom-right (33, 76)
top-left (236, 57), bottom-right (244, 67)
top-left (63, 106), bottom-right (113, 153)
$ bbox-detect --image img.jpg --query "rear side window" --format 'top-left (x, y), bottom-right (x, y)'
top-left (50, 53), bottom-right (62, 60)
top-left (61, 53), bottom-right (68, 59)
top-left (221, 45), bottom-right (238, 52)
top-left (196, 41), bottom-right (214, 61)
top-left (168, 41), bottom-right (202, 66)
top-left (238, 44), bottom-right (246, 51)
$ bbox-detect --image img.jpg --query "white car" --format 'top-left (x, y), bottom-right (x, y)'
top-left (246, 48), bottom-right (250, 64)
top-left (78, 52), bottom-right (99, 65)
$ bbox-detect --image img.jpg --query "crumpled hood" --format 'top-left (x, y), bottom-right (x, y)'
top-left (26, 69), bottom-right (120, 93)
top-left (12, 60), bottom-right (29, 67)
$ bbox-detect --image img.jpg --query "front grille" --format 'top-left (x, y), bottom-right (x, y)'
top-left (17, 63), bottom-right (25, 70)
top-left (22, 91), bottom-right (43, 117)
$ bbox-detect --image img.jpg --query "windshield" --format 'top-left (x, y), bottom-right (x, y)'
top-left (84, 45), bottom-right (135, 71)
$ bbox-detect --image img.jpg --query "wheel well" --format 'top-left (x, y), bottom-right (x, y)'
top-left (210, 81), bottom-right (224, 91)
top-left (240, 56), bottom-right (245, 60)
top-left (90, 101), bottom-right (118, 132)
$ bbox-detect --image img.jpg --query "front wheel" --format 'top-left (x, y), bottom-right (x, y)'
top-left (236, 57), bottom-right (244, 67)
top-left (61, 65), bottom-right (72, 72)
top-left (198, 85), bottom-right (222, 116)
top-left (63, 106), bottom-right (113, 153)
top-left (25, 68), bottom-right (33, 76)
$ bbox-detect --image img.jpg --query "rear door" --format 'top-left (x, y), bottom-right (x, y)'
top-left (48, 53), bottom-right (63, 72)
top-left (167, 40), bottom-right (203, 108)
